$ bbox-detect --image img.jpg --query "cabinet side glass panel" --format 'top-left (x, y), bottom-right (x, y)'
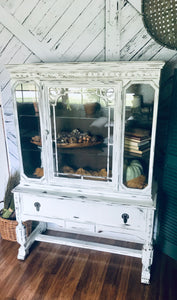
top-left (49, 87), bottom-right (115, 182)
top-left (15, 82), bottom-right (43, 179)
top-left (123, 84), bottom-right (155, 190)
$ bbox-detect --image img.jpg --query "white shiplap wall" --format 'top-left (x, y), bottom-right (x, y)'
top-left (0, 96), bottom-right (10, 205)
top-left (0, 0), bottom-right (176, 179)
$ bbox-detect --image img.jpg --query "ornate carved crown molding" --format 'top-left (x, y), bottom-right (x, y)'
top-left (10, 71), bottom-right (161, 81)
top-left (6, 61), bottom-right (164, 82)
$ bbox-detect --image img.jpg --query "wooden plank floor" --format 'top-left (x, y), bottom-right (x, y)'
top-left (0, 232), bottom-right (177, 300)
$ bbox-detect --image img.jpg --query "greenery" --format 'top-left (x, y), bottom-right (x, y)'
top-left (1, 172), bottom-right (20, 220)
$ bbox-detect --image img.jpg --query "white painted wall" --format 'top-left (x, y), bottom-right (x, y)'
top-left (0, 94), bottom-right (10, 207)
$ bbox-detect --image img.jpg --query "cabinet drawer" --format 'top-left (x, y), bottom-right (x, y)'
top-left (20, 194), bottom-right (147, 232)
top-left (65, 220), bottom-right (95, 232)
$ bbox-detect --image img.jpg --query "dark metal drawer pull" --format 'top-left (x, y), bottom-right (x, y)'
top-left (34, 202), bottom-right (41, 212)
top-left (121, 213), bottom-right (129, 224)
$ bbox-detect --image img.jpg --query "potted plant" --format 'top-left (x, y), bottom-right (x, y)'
top-left (0, 172), bottom-right (31, 241)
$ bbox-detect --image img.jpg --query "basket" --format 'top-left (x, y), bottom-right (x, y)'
top-left (0, 217), bottom-right (32, 242)
top-left (142, 0), bottom-right (177, 50)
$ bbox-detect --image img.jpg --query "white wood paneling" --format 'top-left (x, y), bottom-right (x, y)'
top-left (0, 0), bottom-right (176, 65)
top-left (128, 0), bottom-right (142, 13)
top-left (62, 8), bottom-right (105, 62)
top-left (13, 0), bottom-right (39, 23)
top-left (77, 30), bottom-right (104, 62)
top-left (52, 0), bottom-right (105, 58)
top-left (23, 0), bottom-right (57, 35)
top-left (152, 47), bottom-right (177, 61)
top-left (105, 0), bottom-right (121, 60)
top-left (0, 37), bottom-right (23, 75)
top-left (43, 0), bottom-right (94, 48)
top-left (0, 27), bottom-right (13, 53)
top-left (0, 102), bottom-right (10, 205)
top-left (121, 1), bottom-right (138, 30)
top-left (30, 0), bottom-right (74, 42)
top-left (121, 9), bottom-right (144, 50)
top-left (0, 0), bottom-right (24, 15)
top-left (0, 44), bottom-right (31, 89)
top-left (0, 5), bottom-right (57, 62)
top-left (121, 27), bottom-right (154, 60)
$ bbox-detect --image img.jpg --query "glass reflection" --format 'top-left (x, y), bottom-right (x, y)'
top-left (123, 84), bottom-right (155, 189)
top-left (49, 87), bottom-right (114, 182)
top-left (15, 82), bottom-right (43, 178)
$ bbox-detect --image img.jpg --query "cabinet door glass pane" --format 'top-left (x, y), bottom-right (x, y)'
top-left (49, 87), bottom-right (114, 182)
top-left (123, 84), bottom-right (155, 189)
top-left (15, 82), bottom-right (43, 178)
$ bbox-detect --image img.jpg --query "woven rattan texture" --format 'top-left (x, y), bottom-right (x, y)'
top-left (142, 0), bottom-right (177, 50)
top-left (0, 218), bottom-right (32, 242)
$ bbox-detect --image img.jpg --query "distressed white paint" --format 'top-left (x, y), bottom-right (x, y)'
top-left (0, 0), bottom-right (176, 68)
top-left (13, 0), bottom-right (39, 24)
top-left (0, 101), bottom-right (10, 206)
top-left (19, 0), bottom-right (56, 31)
top-left (77, 30), bottom-right (104, 62)
top-left (61, 9), bottom-right (105, 62)
top-left (128, 0), bottom-right (142, 13)
top-left (121, 1), bottom-right (138, 30)
top-left (32, 0), bottom-right (75, 42)
top-left (35, 233), bottom-right (142, 258)
top-left (0, 0), bottom-right (25, 15)
top-left (0, 27), bottom-right (13, 54)
top-left (0, 46), bottom-right (31, 90)
top-left (121, 27), bottom-right (151, 60)
top-left (52, 0), bottom-right (105, 58)
top-left (9, 61), bottom-right (164, 284)
top-left (0, 4), bottom-right (57, 62)
top-left (105, 0), bottom-right (121, 60)
top-left (120, 9), bottom-right (144, 50)
top-left (43, 0), bottom-right (94, 48)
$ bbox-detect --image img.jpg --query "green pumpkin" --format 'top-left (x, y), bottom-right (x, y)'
top-left (130, 160), bottom-right (143, 172)
top-left (125, 160), bottom-right (143, 182)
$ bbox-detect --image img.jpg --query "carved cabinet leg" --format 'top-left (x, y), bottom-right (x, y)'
top-left (16, 221), bottom-right (29, 260)
top-left (14, 193), bottom-right (28, 260)
top-left (141, 243), bottom-right (153, 284)
top-left (141, 208), bottom-right (155, 284)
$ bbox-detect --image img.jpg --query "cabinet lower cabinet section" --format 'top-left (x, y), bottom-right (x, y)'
top-left (14, 188), bottom-right (154, 284)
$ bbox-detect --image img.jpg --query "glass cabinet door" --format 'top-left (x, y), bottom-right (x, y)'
top-left (48, 87), bottom-right (115, 183)
top-left (123, 83), bottom-right (155, 190)
top-left (15, 82), bottom-right (43, 179)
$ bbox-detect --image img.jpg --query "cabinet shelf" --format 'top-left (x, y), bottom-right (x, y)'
top-left (57, 141), bottom-right (102, 148)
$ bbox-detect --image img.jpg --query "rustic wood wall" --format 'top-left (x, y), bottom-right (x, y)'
top-left (0, 102), bottom-right (10, 204)
top-left (0, 0), bottom-right (176, 172)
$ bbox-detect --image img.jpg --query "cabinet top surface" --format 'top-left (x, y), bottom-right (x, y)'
top-left (14, 183), bottom-right (155, 208)
top-left (6, 61), bottom-right (165, 78)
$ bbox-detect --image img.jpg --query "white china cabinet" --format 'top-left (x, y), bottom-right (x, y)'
top-left (7, 61), bottom-right (164, 284)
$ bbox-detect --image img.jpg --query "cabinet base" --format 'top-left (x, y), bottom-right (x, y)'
top-left (17, 223), bottom-right (152, 284)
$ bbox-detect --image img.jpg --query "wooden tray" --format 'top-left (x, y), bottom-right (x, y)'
top-left (31, 140), bottom-right (102, 148)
